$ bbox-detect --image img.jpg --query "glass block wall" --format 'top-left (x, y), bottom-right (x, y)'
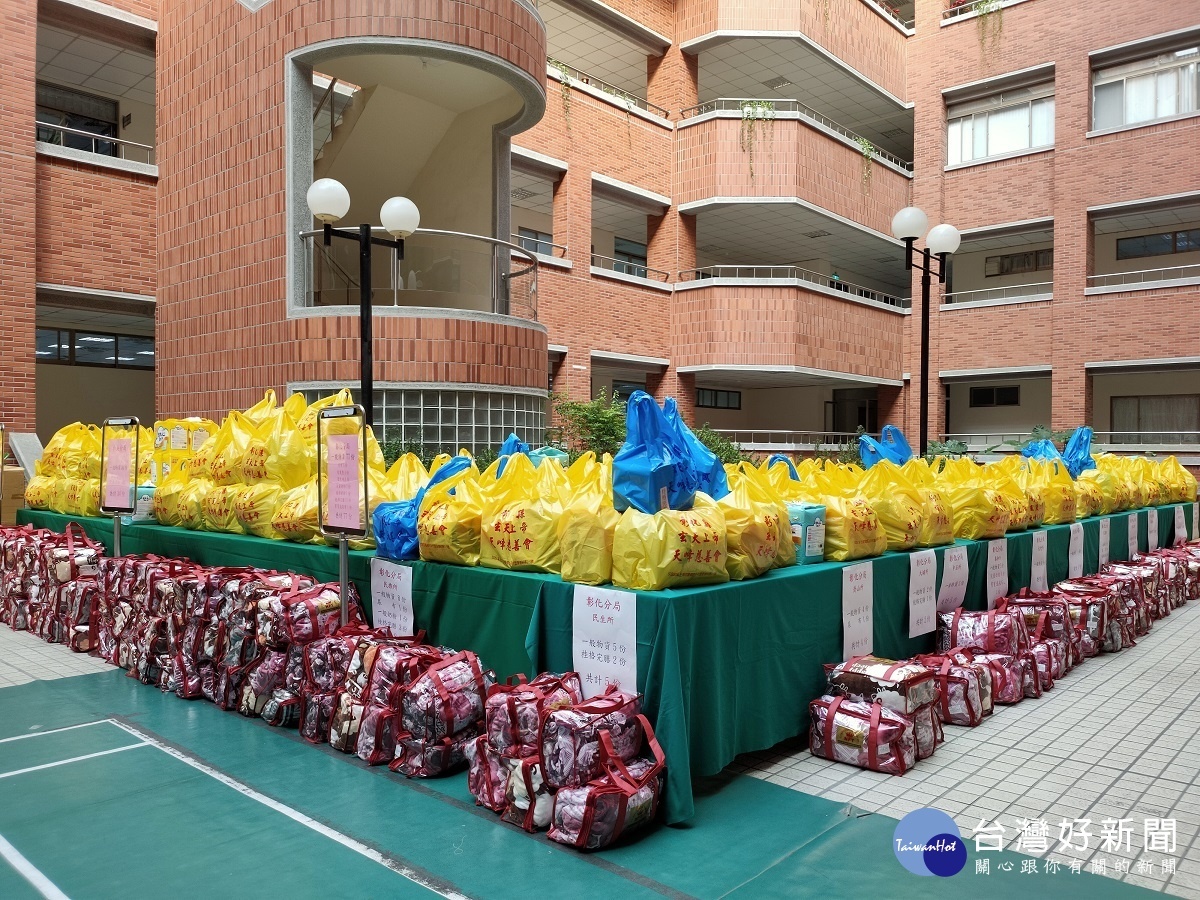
top-left (297, 385), bottom-right (546, 453)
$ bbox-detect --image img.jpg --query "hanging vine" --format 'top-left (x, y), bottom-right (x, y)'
top-left (975, 0), bottom-right (1003, 59)
top-left (820, 0), bottom-right (833, 28)
top-left (740, 100), bottom-right (776, 179)
top-left (551, 58), bottom-right (573, 134)
top-left (857, 136), bottom-right (875, 190)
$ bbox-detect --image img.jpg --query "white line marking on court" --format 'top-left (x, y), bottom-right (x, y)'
top-left (0, 743), bottom-right (150, 780)
top-left (0, 833), bottom-right (71, 900)
top-left (107, 720), bottom-right (471, 899)
top-left (0, 721), bottom-right (111, 744)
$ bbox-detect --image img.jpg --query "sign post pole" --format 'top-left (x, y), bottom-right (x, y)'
top-left (99, 417), bottom-right (139, 558)
top-left (317, 405), bottom-right (369, 626)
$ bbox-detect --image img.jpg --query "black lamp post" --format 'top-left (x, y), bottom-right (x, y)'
top-left (892, 207), bottom-right (961, 457)
top-left (306, 178), bottom-right (420, 429)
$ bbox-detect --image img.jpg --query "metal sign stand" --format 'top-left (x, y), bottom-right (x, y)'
top-left (99, 417), bottom-right (140, 558)
top-left (316, 405), bottom-right (369, 626)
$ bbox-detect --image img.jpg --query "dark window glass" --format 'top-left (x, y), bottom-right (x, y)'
top-left (612, 381), bottom-right (645, 402)
top-left (517, 227), bottom-right (553, 256)
top-left (74, 332), bottom-right (117, 366)
top-left (697, 389), bottom-right (741, 410)
top-left (118, 335), bottom-right (155, 369)
top-left (35, 328), bottom-right (63, 362)
top-left (994, 385), bottom-right (1020, 406)
top-left (613, 237), bottom-right (648, 278)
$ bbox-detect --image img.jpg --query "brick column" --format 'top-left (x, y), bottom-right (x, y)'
top-left (0, 0), bottom-right (38, 433)
top-left (648, 369), bottom-right (696, 425)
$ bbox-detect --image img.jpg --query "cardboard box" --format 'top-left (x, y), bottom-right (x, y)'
top-left (1, 465), bottom-right (26, 526)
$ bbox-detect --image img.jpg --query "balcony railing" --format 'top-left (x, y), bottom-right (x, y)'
top-left (677, 98), bottom-right (913, 173)
top-left (943, 432), bottom-right (1200, 453)
top-left (591, 254), bottom-right (671, 282)
top-left (510, 233), bottom-right (569, 259)
top-left (1087, 263), bottom-right (1200, 290)
top-left (35, 122), bottom-right (156, 166)
top-left (299, 227), bottom-right (537, 320)
top-left (943, 282), bottom-right (1053, 304)
top-left (547, 59), bottom-right (669, 119)
top-left (865, 0), bottom-right (915, 28)
top-left (679, 265), bottom-right (911, 310)
top-left (716, 430), bottom-right (877, 452)
top-left (943, 0), bottom-right (1004, 20)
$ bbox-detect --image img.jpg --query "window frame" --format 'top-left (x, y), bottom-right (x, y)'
top-left (946, 85), bottom-right (1055, 167)
top-left (34, 326), bottom-right (155, 370)
top-left (1111, 393), bottom-right (1200, 436)
top-left (696, 388), bottom-right (742, 410)
top-left (1091, 45), bottom-right (1200, 133)
top-left (983, 248), bottom-right (1054, 278)
top-left (516, 227), bottom-right (553, 257)
top-left (613, 237), bottom-right (649, 279)
top-left (1115, 228), bottom-right (1200, 261)
top-left (968, 385), bottom-right (1020, 408)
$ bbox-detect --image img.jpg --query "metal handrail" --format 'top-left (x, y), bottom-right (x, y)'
top-left (943, 431), bottom-right (1200, 449)
top-left (943, 0), bottom-right (1002, 20)
top-left (590, 253), bottom-right (671, 282)
top-left (299, 226), bottom-right (538, 317)
top-left (510, 233), bottom-right (569, 259)
top-left (677, 98), bottom-right (913, 172)
top-left (1087, 263), bottom-right (1200, 289)
top-left (865, 0), bottom-right (915, 28)
top-left (943, 281), bottom-right (1053, 304)
top-left (547, 59), bottom-right (670, 119)
top-left (35, 122), bottom-right (155, 165)
top-left (716, 429), bottom-right (877, 448)
top-left (679, 265), bottom-right (910, 309)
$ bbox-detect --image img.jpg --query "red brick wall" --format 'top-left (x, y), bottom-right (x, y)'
top-left (907, 0), bottom-right (1200, 444)
top-left (154, 0), bottom-right (548, 422)
top-left (675, 116), bottom-right (910, 236)
top-left (36, 157), bottom-right (157, 296)
top-left (0, 0), bottom-right (38, 432)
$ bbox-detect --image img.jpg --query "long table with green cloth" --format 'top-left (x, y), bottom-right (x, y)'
top-left (16, 503), bottom-right (1197, 824)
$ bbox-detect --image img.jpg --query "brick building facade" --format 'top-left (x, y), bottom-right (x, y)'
top-left (3, 0), bottom-right (1199, 460)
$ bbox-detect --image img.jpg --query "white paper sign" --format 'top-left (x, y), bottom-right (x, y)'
top-left (573, 586), bottom-right (637, 698)
top-left (1175, 505), bottom-right (1187, 546)
top-left (908, 549), bottom-right (937, 638)
top-left (1030, 530), bottom-right (1048, 592)
top-left (1099, 517), bottom-right (1111, 567)
top-left (1193, 502), bottom-right (1198, 541)
top-left (370, 558), bottom-right (414, 636)
top-left (1128, 514), bottom-right (1139, 559)
top-left (1148, 508), bottom-right (1159, 551)
top-left (1068, 523), bottom-right (1085, 579)
top-left (842, 561), bottom-right (874, 660)
top-left (937, 545), bottom-right (969, 613)
top-left (986, 539), bottom-right (1008, 609)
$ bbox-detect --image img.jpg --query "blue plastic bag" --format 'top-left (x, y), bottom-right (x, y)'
top-left (612, 391), bottom-right (698, 514)
top-left (768, 454), bottom-right (800, 481)
top-left (496, 432), bottom-right (532, 477)
top-left (1021, 439), bottom-right (1063, 464)
top-left (528, 446), bottom-right (569, 467)
top-left (373, 455), bottom-right (474, 560)
top-left (859, 424), bottom-right (914, 469)
top-left (662, 398), bottom-right (729, 501)
top-left (1062, 427), bottom-right (1096, 479)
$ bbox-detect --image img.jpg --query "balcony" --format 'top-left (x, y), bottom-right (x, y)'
top-left (715, 429), bottom-right (875, 453)
top-left (943, 281), bottom-right (1053, 307)
top-left (590, 254), bottom-right (672, 292)
top-left (299, 228), bottom-right (538, 321)
top-left (944, 432), bottom-right (1200, 456)
top-left (942, 0), bottom-right (1036, 25)
top-left (547, 60), bottom-right (669, 122)
top-left (35, 121), bottom-right (154, 166)
top-left (679, 265), bottom-right (909, 312)
top-left (1086, 262), bottom-right (1200, 294)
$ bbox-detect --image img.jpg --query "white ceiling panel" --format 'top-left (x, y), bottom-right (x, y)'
top-left (696, 37), bottom-right (913, 159)
top-left (1092, 203), bottom-right (1200, 235)
top-left (592, 195), bottom-right (648, 242)
top-left (37, 30), bottom-right (155, 101)
top-left (511, 170), bottom-right (555, 217)
top-left (541, 0), bottom-right (649, 98)
top-left (959, 228), bottom-right (1054, 253)
top-left (691, 201), bottom-right (909, 295)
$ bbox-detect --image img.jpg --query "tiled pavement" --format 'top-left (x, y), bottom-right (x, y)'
top-left (0, 625), bottom-right (111, 687)
top-left (740, 601), bottom-right (1200, 896)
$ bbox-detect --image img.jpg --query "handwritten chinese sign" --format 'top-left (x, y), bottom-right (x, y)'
top-left (937, 545), bottom-right (968, 612)
top-left (842, 561), bottom-right (874, 659)
top-left (572, 585), bottom-right (637, 698)
top-left (370, 558), bottom-right (414, 636)
top-left (908, 549), bottom-right (936, 638)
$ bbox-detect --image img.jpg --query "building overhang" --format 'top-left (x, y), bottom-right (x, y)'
top-left (938, 365), bottom-right (1052, 381)
top-left (1085, 357), bottom-right (1200, 374)
top-left (678, 364), bottom-right (902, 389)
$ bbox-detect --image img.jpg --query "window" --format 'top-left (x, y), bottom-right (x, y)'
top-left (1116, 229), bottom-right (1200, 260)
top-left (1093, 46), bottom-right (1199, 131)
top-left (35, 327), bottom-right (154, 369)
top-left (517, 227), bottom-right (553, 256)
top-left (1112, 394), bottom-right (1200, 438)
top-left (984, 249), bottom-right (1054, 277)
top-left (947, 88), bottom-right (1054, 166)
top-left (969, 385), bottom-right (1020, 407)
top-left (613, 237), bottom-right (648, 279)
top-left (697, 388), bottom-right (742, 410)
top-left (612, 381), bottom-right (645, 402)
top-left (35, 83), bottom-right (119, 156)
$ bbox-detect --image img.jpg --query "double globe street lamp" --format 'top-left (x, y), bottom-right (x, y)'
top-left (306, 178), bottom-right (421, 428)
top-left (891, 206), bottom-right (961, 457)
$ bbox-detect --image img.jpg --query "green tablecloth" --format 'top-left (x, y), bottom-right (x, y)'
top-left (16, 503), bottom-right (1196, 824)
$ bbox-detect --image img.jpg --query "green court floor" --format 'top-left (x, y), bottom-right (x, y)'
top-left (0, 671), bottom-right (1160, 899)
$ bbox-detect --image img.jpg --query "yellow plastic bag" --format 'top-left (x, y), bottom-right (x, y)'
top-left (207, 412), bottom-right (257, 485)
top-left (202, 484), bottom-right (244, 534)
top-left (419, 477), bottom-right (485, 566)
top-left (235, 482), bottom-right (285, 540)
top-left (383, 454), bottom-right (429, 503)
top-left (1037, 459), bottom-right (1078, 524)
top-left (271, 479), bottom-right (322, 544)
top-left (297, 388), bottom-right (354, 444)
top-left (178, 479), bottom-right (213, 531)
top-left (822, 494), bottom-right (888, 561)
top-left (559, 454), bottom-right (620, 586)
top-left (242, 389), bottom-right (279, 426)
top-left (1160, 456), bottom-right (1198, 503)
top-left (24, 474), bottom-right (55, 510)
top-left (612, 494), bottom-right (730, 591)
top-left (241, 394), bottom-right (312, 489)
top-left (49, 478), bottom-right (71, 515)
top-left (901, 459), bottom-right (955, 546)
top-left (987, 469), bottom-right (1030, 532)
top-left (718, 465), bottom-right (791, 580)
top-left (938, 459), bottom-right (1010, 540)
top-left (1075, 478), bottom-right (1101, 519)
top-left (41, 423), bottom-right (102, 479)
top-left (152, 470), bottom-right (189, 527)
top-left (479, 454), bottom-right (566, 573)
top-left (1077, 468), bottom-right (1122, 516)
top-left (858, 460), bottom-right (924, 552)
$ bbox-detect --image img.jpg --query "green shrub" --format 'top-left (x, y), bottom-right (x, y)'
top-left (550, 389), bottom-right (627, 458)
top-left (692, 423), bottom-right (748, 465)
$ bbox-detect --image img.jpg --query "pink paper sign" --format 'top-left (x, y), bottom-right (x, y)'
top-left (326, 433), bottom-right (362, 530)
top-left (103, 437), bottom-right (134, 510)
